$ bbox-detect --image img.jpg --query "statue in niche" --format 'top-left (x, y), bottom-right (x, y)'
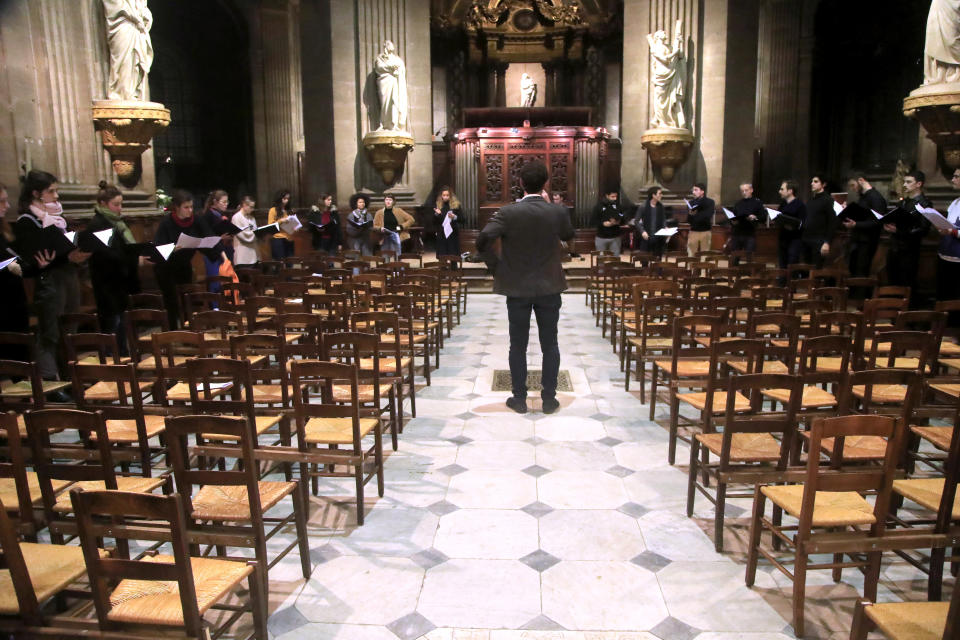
top-left (647, 19), bottom-right (687, 130)
top-left (925, 0), bottom-right (960, 85)
top-left (102, 0), bottom-right (154, 101)
top-left (520, 73), bottom-right (537, 107)
top-left (375, 40), bottom-right (409, 132)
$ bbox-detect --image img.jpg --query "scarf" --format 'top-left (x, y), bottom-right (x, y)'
top-left (172, 211), bottom-right (195, 228)
top-left (30, 202), bottom-right (66, 230)
top-left (95, 204), bottom-right (135, 243)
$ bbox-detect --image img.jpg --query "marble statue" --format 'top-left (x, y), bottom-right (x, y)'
top-left (103, 0), bottom-right (154, 101)
top-left (925, 0), bottom-right (960, 85)
top-left (647, 19), bottom-right (687, 129)
top-left (520, 73), bottom-right (537, 107)
top-left (375, 40), bottom-right (409, 132)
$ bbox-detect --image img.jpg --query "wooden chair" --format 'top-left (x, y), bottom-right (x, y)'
top-left (320, 332), bottom-right (398, 452)
top-left (164, 414), bottom-right (311, 596)
top-left (244, 295), bottom-right (285, 332)
top-left (850, 572), bottom-right (960, 640)
top-left (290, 360), bottom-right (385, 525)
top-left (150, 331), bottom-right (207, 405)
top-left (650, 314), bottom-right (721, 464)
top-left (0, 360), bottom-right (53, 418)
top-left (745, 414), bottom-right (905, 637)
top-left (372, 294), bottom-right (432, 386)
top-left (71, 362), bottom-right (164, 476)
top-left (687, 372), bottom-right (802, 551)
top-left (0, 494), bottom-right (99, 631)
top-left (624, 296), bottom-right (680, 400)
top-left (128, 291), bottom-right (165, 310)
top-left (398, 283), bottom-right (442, 371)
top-left (70, 488), bottom-right (266, 640)
top-left (124, 308), bottom-right (170, 372)
top-left (734, 312), bottom-right (800, 375)
top-left (350, 310), bottom-right (417, 422)
top-left (26, 408), bottom-right (166, 544)
top-left (0, 412), bottom-right (49, 538)
top-left (64, 332), bottom-right (127, 366)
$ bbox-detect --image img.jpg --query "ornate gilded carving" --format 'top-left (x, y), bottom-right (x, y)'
top-left (92, 100), bottom-right (170, 187)
top-left (640, 129), bottom-right (694, 182)
top-left (903, 83), bottom-right (960, 171)
top-left (550, 154), bottom-right (568, 197)
top-left (362, 130), bottom-right (415, 184)
top-left (508, 153), bottom-right (545, 200)
top-left (508, 142), bottom-right (546, 151)
top-left (485, 154), bottom-right (504, 202)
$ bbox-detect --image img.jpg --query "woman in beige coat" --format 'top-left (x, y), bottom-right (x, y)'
top-left (373, 194), bottom-right (415, 258)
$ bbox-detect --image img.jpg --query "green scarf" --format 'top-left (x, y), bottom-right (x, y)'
top-left (94, 204), bottom-right (135, 244)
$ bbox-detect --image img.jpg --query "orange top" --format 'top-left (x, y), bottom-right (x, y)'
top-left (267, 206), bottom-right (292, 240)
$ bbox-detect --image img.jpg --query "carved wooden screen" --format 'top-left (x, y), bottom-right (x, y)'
top-left (478, 134), bottom-right (574, 205)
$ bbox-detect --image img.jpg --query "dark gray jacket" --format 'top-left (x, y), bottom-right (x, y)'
top-left (477, 195), bottom-right (575, 297)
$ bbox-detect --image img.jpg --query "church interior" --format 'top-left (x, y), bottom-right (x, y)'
top-left (3, 0), bottom-right (960, 638)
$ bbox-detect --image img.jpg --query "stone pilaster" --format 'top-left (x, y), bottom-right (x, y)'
top-left (251, 0), bottom-right (305, 206)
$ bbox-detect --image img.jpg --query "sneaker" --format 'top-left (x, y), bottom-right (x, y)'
top-left (542, 397), bottom-right (560, 414)
top-left (505, 396), bottom-right (528, 414)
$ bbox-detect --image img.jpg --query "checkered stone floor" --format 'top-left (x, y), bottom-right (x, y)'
top-left (267, 293), bottom-right (928, 640)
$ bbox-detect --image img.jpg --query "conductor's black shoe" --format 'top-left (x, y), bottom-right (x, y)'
top-left (506, 396), bottom-right (528, 414)
top-left (542, 397), bottom-right (560, 414)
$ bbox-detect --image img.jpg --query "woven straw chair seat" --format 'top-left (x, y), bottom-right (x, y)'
top-left (332, 383), bottom-right (394, 403)
top-left (939, 357), bottom-right (960, 371)
top-left (191, 481), bottom-right (296, 522)
top-left (910, 425), bottom-right (953, 451)
top-left (251, 384), bottom-right (285, 403)
top-left (201, 415), bottom-right (281, 442)
top-left (136, 355), bottom-right (188, 371)
top-left (930, 383), bottom-right (960, 399)
top-left (694, 336), bottom-right (739, 347)
top-left (0, 379), bottom-right (70, 398)
top-left (677, 391), bottom-right (751, 414)
top-left (893, 478), bottom-right (960, 519)
top-left (379, 333), bottom-right (427, 345)
top-left (82, 380), bottom-right (153, 402)
top-left (54, 477), bottom-right (165, 513)
top-left (411, 320), bottom-right (440, 331)
top-left (165, 381), bottom-right (234, 402)
top-left (765, 300), bottom-right (784, 309)
top-left (93, 414), bottom-right (166, 443)
top-left (755, 324), bottom-right (782, 333)
top-left (940, 341), bottom-right (960, 355)
top-left (851, 384), bottom-right (906, 404)
top-left (256, 306), bottom-right (277, 316)
top-left (760, 485), bottom-right (875, 527)
top-left (107, 554), bottom-right (252, 626)
top-left (628, 337), bottom-right (672, 349)
top-left (814, 435), bottom-right (888, 460)
top-left (695, 432), bottom-right (781, 462)
top-left (875, 358), bottom-right (930, 373)
top-left (0, 473), bottom-right (71, 511)
top-left (305, 417), bottom-right (379, 445)
top-left (804, 356), bottom-right (844, 373)
top-left (771, 338), bottom-right (803, 349)
top-left (0, 542), bottom-right (106, 615)
top-left (726, 359), bottom-right (789, 375)
top-left (863, 601), bottom-right (947, 640)
top-left (654, 360), bottom-right (710, 376)
top-left (358, 357), bottom-right (413, 373)
top-left (77, 355), bottom-right (132, 366)
top-left (861, 339), bottom-right (892, 354)
top-left (761, 386), bottom-right (836, 408)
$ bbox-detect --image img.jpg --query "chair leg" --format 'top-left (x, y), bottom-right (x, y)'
top-left (388, 391), bottom-right (399, 451)
top-left (714, 480), bottom-right (727, 553)
top-left (792, 552), bottom-right (808, 637)
top-left (355, 459), bottom-right (365, 526)
top-left (293, 481), bottom-right (311, 580)
top-left (374, 424), bottom-right (385, 497)
top-left (849, 599), bottom-right (873, 640)
top-left (930, 546), bottom-right (946, 601)
top-left (624, 342), bottom-right (632, 389)
top-left (864, 550), bottom-right (881, 602)
top-left (686, 440), bottom-right (699, 518)
top-left (668, 393), bottom-right (680, 465)
top-left (745, 490), bottom-right (766, 587)
top-left (649, 369), bottom-right (660, 421)
top-left (408, 371), bottom-right (417, 419)
top-left (248, 563), bottom-right (269, 640)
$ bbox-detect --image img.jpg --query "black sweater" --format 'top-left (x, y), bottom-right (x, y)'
top-left (890, 194), bottom-right (933, 250)
top-left (802, 191), bottom-right (837, 243)
top-left (591, 199), bottom-right (625, 238)
top-left (87, 212), bottom-right (141, 316)
top-left (730, 197), bottom-right (765, 236)
top-left (687, 197), bottom-right (716, 232)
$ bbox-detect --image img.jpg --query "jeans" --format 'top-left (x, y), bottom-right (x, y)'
top-left (594, 236), bottom-right (621, 255)
top-left (380, 234), bottom-right (401, 258)
top-left (349, 236), bottom-right (373, 256)
top-left (270, 238), bottom-right (295, 260)
top-left (506, 293), bottom-right (562, 400)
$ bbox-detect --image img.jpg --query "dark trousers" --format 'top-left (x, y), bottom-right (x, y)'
top-left (847, 236), bottom-right (878, 298)
top-left (270, 238), bottom-right (295, 260)
top-left (506, 293), bottom-right (562, 400)
top-left (800, 238), bottom-right (826, 268)
top-left (98, 312), bottom-right (130, 357)
top-left (887, 244), bottom-right (922, 307)
top-left (727, 234), bottom-right (756, 264)
top-left (938, 258), bottom-right (960, 327)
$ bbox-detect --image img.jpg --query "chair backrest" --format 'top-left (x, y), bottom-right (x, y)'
top-left (0, 412), bottom-right (35, 534)
top-left (801, 414), bottom-right (903, 537)
top-left (749, 312), bottom-right (800, 372)
top-left (230, 332), bottom-right (290, 406)
top-left (129, 291), bottom-right (165, 310)
top-left (184, 357), bottom-right (256, 421)
top-left (868, 330), bottom-right (934, 374)
top-left (58, 312), bottom-right (100, 336)
top-left (290, 360), bottom-right (364, 451)
top-left (182, 290), bottom-right (223, 321)
top-left (669, 315), bottom-right (720, 371)
top-left (0, 359), bottom-right (45, 414)
top-left (190, 309), bottom-right (245, 338)
top-left (0, 332), bottom-right (36, 363)
top-left (875, 285), bottom-right (910, 299)
top-left (839, 368), bottom-right (921, 430)
top-left (70, 488), bottom-right (205, 636)
top-left (123, 308), bottom-right (169, 363)
top-left (798, 334), bottom-right (852, 387)
top-left (811, 286), bottom-right (848, 312)
top-left (863, 297), bottom-right (908, 336)
top-left (718, 373), bottom-right (802, 471)
top-left (64, 332), bottom-right (123, 365)
top-left (303, 292), bottom-right (348, 321)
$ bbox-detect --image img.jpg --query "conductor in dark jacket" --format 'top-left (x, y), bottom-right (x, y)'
top-left (477, 161), bottom-right (575, 415)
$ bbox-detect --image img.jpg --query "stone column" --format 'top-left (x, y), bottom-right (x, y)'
top-left (495, 62), bottom-right (508, 108)
top-left (454, 140), bottom-right (479, 228)
top-left (251, 0), bottom-right (305, 206)
top-left (0, 0), bottom-right (156, 213)
top-left (329, 0), bottom-right (432, 208)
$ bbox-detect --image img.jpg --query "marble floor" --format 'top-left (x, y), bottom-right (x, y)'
top-left (264, 293), bottom-right (937, 640)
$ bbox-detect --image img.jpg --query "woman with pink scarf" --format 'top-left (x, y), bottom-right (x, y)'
top-left (13, 170), bottom-right (90, 383)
